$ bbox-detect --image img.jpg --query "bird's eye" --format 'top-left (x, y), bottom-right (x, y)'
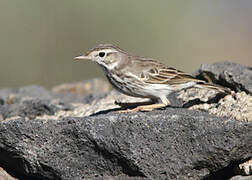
top-left (99, 52), bottom-right (105, 57)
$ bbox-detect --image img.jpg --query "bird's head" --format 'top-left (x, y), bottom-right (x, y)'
top-left (74, 44), bottom-right (127, 70)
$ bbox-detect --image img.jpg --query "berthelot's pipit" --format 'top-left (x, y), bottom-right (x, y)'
top-left (75, 44), bottom-right (233, 112)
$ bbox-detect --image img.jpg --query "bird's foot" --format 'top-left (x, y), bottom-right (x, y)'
top-left (118, 103), bottom-right (167, 113)
top-left (115, 100), bottom-right (153, 108)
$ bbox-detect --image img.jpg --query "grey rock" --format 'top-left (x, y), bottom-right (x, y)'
top-left (0, 86), bottom-right (72, 120)
top-left (1, 98), bottom-right (66, 119)
top-left (237, 158), bottom-right (252, 175)
top-left (0, 83), bottom-right (108, 120)
top-left (51, 79), bottom-right (110, 104)
top-left (230, 175), bottom-right (252, 180)
top-left (194, 61), bottom-right (252, 94)
top-left (0, 108), bottom-right (251, 180)
top-left (0, 63), bottom-right (251, 180)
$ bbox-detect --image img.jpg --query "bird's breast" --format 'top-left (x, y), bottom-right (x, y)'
top-left (105, 72), bottom-right (148, 98)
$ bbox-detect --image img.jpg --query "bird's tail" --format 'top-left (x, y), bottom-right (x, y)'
top-left (195, 82), bottom-right (232, 95)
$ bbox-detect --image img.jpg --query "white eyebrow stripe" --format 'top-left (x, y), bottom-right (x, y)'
top-left (100, 49), bottom-right (118, 54)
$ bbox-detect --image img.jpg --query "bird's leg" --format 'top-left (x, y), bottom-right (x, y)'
top-left (115, 100), bottom-right (154, 108)
top-left (118, 96), bottom-right (170, 113)
top-left (118, 103), bottom-right (166, 113)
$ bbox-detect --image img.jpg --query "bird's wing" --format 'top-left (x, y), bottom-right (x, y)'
top-left (142, 65), bottom-right (203, 85)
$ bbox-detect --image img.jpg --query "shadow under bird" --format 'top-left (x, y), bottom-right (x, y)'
top-left (75, 44), bottom-right (233, 112)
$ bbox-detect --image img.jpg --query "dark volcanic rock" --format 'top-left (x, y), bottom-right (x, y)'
top-left (0, 63), bottom-right (251, 180)
top-left (0, 80), bottom-right (109, 120)
top-left (194, 61), bottom-right (252, 94)
top-left (1, 98), bottom-right (61, 119)
top-left (0, 86), bottom-right (71, 120)
top-left (52, 79), bottom-right (110, 104)
top-left (0, 108), bottom-right (251, 180)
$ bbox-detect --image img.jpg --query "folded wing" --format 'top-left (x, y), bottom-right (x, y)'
top-left (143, 65), bottom-right (204, 85)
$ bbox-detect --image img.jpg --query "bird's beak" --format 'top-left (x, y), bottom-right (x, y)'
top-left (74, 55), bottom-right (92, 61)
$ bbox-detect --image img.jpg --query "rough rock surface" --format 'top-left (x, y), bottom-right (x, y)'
top-left (182, 61), bottom-right (252, 121)
top-left (52, 78), bottom-right (110, 104)
top-left (0, 109), bottom-right (252, 180)
top-left (0, 79), bottom-right (109, 120)
top-left (194, 61), bottom-right (252, 94)
top-left (178, 89), bottom-right (252, 121)
top-left (0, 62), bottom-right (252, 180)
top-left (235, 158), bottom-right (252, 176)
top-left (230, 175), bottom-right (252, 180)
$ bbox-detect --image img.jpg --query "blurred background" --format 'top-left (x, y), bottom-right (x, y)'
top-left (0, 0), bottom-right (251, 89)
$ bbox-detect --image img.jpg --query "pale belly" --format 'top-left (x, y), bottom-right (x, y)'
top-left (105, 72), bottom-right (197, 99)
top-left (106, 74), bottom-right (148, 98)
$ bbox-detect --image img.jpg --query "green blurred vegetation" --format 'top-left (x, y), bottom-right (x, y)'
top-left (0, 0), bottom-right (251, 88)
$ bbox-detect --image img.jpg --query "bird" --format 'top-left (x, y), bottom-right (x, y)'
top-left (74, 44), bottom-right (233, 112)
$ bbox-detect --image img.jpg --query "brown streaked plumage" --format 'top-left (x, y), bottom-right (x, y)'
top-left (75, 44), bottom-right (233, 112)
